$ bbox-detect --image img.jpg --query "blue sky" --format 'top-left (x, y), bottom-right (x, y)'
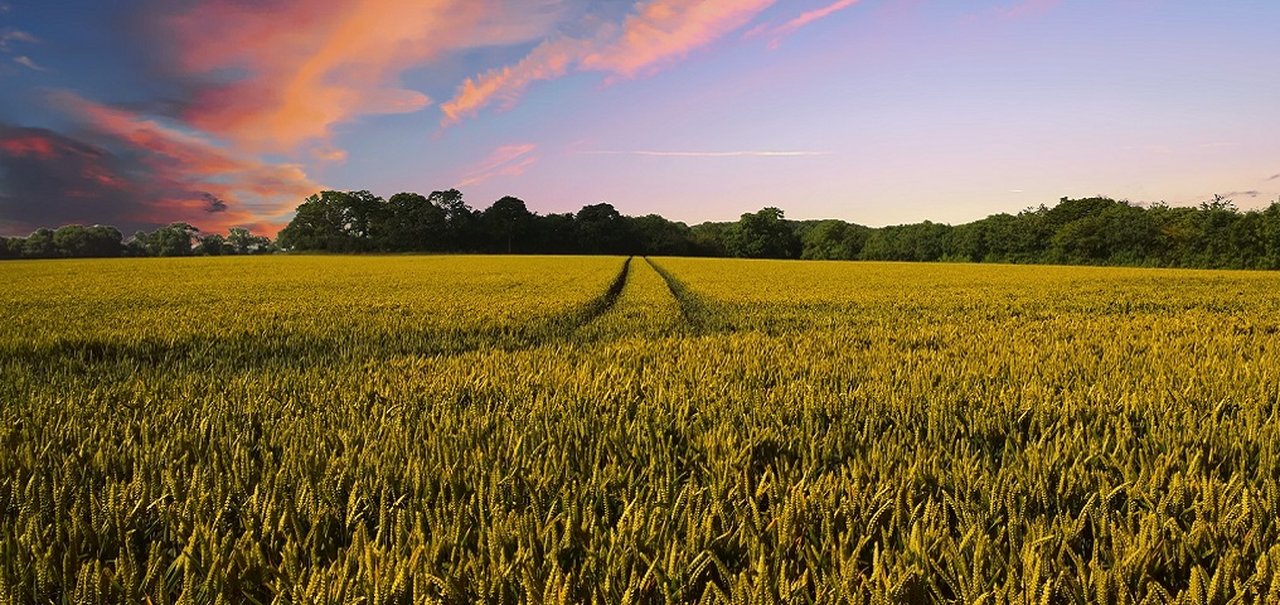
top-left (1, 0), bottom-right (1278, 235)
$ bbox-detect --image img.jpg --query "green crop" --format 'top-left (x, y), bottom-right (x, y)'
top-left (2, 255), bottom-right (1279, 603)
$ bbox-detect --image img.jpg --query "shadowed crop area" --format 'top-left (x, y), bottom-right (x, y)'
top-left (3, 256), bottom-right (1280, 603)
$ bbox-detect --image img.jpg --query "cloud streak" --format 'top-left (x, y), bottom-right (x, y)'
top-left (585, 149), bottom-right (829, 157)
top-left (0, 28), bottom-right (37, 51)
top-left (13, 55), bottom-right (44, 71)
top-left (458, 143), bottom-right (538, 187)
top-left (441, 0), bottom-right (776, 125)
top-left (748, 0), bottom-right (861, 49)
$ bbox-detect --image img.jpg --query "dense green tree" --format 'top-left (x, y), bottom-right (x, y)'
top-left (14, 190), bottom-right (1280, 270)
top-left (342, 190), bottom-right (387, 246)
top-left (576, 203), bottom-right (633, 254)
top-left (196, 233), bottom-right (227, 256)
top-left (860, 222), bottom-right (951, 262)
top-left (226, 227), bottom-right (273, 255)
top-left (429, 189), bottom-right (477, 251)
top-left (378, 192), bottom-right (445, 251)
top-left (277, 191), bottom-right (363, 252)
top-left (0, 236), bottom-right (21, 259)
top-left (727, 207), bottom-right (800, 259)
top-left (141, 223), bottom-right (200, 257)
top-left (22, 228), bottom-right (57, 258)
top-left (802, 220), bottom-right (870, 260)
top-left (532, 213), bottom-right (579, 254)
top-left (49, 224), bottom-right (122, 257)
top-left (628, 214), bottom-right (692, 256)
top-left (688, 222), bottom-right (730, 257)
top-left (482, 196), bottom-right (535, 253)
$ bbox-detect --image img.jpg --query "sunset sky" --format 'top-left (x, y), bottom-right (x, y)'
top-left (1, 0), bottom-right (1278, 235)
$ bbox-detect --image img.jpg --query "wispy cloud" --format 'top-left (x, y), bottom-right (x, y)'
top-left (441, 0), bottom-right (776, 126)
top-left (748, 0), bottom-right (862, 49)
top-left (458, 143), bottom-right (538, 187)
top-left (0, 28), bottom-right (38, 52)
top-left (13, 55), bottom-right (44, 71)
top-left (996, 0), bottom-right (1061, 19)
top-left (585, 149), bottom-right (829, 157)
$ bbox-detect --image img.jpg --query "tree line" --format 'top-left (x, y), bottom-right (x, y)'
top-left (4, 189), bottom-right (1280, 270)
top-left (0, 223), bottom-right (274, 259)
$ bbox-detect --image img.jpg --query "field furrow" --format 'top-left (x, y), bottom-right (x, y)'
top-left (575, 256), bottom-right (685, 341)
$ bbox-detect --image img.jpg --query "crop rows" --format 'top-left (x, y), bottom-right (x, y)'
top-left (2, 256), bottom-right (1280, 603)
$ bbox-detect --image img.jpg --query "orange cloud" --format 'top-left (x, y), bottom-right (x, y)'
top-left (457, 143), bottom-right (538, 187)
top-left (441, 37), bottom-right (589, 126)
top-left (751, 0), bottom-right (862, 49)
top-left (168, 0), bottom-right (560, 151)
top-left (442, 0), bottom-right (776, 126)
top-left (582, 0), bottom-right (774, 77)
top-left (51, 92), bottom-right (323, 233)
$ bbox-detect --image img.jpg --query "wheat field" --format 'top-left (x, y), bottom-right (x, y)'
top-left (2, 256), bottom-right (1279, 604)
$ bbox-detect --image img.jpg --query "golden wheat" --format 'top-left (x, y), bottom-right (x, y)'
top-left (2, 255), bottom-right (1278, 603)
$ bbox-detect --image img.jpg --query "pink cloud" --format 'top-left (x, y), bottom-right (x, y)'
top-left (581, 0), bottom-right (775, 77)
top-left (50, 92), bottom-right (323, 233)
top-left (457, 143), bottom-right (538, 187)
top-left (750, 0), bottom-right (862, 49)
top-left (442, 0), bottom-right (777, 126)
top-left (166, 0), bottom-right (560, 151)
top-left (441, 37), bottom-right (590, 126)
top-left (0, 133), bottom-right (57, 159)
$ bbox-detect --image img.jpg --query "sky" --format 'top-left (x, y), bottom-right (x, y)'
top-left (0, 0), bottom-right (1278, 236)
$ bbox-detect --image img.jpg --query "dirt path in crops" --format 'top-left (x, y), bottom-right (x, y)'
top-left (644, 257), bottom-right (710, 333)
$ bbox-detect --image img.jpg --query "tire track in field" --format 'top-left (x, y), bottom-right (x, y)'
top-left (569, 256), bottom-right (631, 327)
top-left (11, 257), bottom-right (637, 371)
top-left (644, 257), bottom-right (714, 333)
top-left (574, 255), bottom-right (686, 341)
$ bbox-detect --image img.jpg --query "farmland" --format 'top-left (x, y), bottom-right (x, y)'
top-left (2, 256), bottom-right (1280, 603)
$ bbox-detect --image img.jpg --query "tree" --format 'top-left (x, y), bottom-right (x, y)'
top-left (629, 214), bottom-right (692, 256)
top-left (227, 227), bottom-right (273, 255)
top-left (196, 233), bottom-right (227, 256)
top-left (533, 213), bottom-right (579, 254)
top-left (802, 220), bottom-right (869, 260)
top-left (0, 237), bottom-right (21, 259)
top-left (51, 224), bottom-right (122, 257)
top-left (688, 222), bottom-right (731, 257)
top-left (125, 232), bottom-right (150, 257)
top-left (727, 207), bottom-right (800, 259)
top-left (429, 189), bottom-right (476, 251)
top-left (84, 225), bottom-right (124, 257)
top-left (481, 196), bottom-right (535, 253)
top-left (278, 191), bottom-right (361, 251)
top-left (380, 192), bottom-right (446, 251)
top-left (576, 202), bottom-right (633, 254)
top-left (144, 223), bottom-right (200, 256)
top-left (343, 190), bottom-right (387, 247)
top-left (22, 228), bottom-right (57, 258)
